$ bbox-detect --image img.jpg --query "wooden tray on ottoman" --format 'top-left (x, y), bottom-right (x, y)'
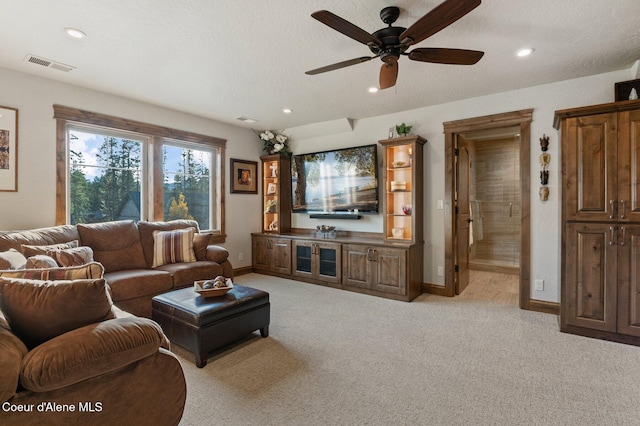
top-left (151, 285), bottom-right (270, 367)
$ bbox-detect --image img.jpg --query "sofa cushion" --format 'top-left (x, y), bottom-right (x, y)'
top-left (77, 221), bottom-right (147, 272)
top-left (137, 220), bottom-right (200, 268)
top-left (0, 277), bottom-right (115, 349)
top-left (0, 248), bottom-right (27, 270)
top-left (0, 262), bottom-right (104, 280)
top-left (55, 246), bottom-right (94, 267)
top-left (25, 255), bottom-right (59, 269)
top-left (21, 240), bottom-right (78, 258)
top-left (0, 224), bottom-right (79, 253)
top-left (206, 245), bottom-right (230, 263)
top-left (156, 260), bottom-right (224, 288)
top-left (20, 317), bottom-right (167, 392)
top-left (151, 227), bottom-right (197, 268)
top-left (104, 269), bottom-right (173, 302)
top-left (0, 325), bottom-right (28, 403)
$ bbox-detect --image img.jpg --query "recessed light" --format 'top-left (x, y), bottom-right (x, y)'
top-left (283, 108), bottom-right (292, 114)
top-left (516, 48), bottom-right (533, 57)
top-left (368, 87), bottom-right (379, 93)
top-left (65, 28), bottom-right (86, 39)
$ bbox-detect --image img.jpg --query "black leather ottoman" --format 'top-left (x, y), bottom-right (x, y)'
top-left (151, 285), bottom-right (270, 368)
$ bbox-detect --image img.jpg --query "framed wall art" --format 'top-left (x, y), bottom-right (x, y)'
top-left (230, 158), bottom-right (258, 194)
top-left (0, 105), bottom-right (18, 192)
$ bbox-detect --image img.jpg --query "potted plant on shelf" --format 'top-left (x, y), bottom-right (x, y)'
top-left (395, 123), bottom-right (412, 136)
top-left (256, 130), bottom-right (290, 155)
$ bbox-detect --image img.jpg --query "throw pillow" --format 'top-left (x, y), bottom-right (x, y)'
top-left (0, 262), bottom-right (104, 281)
top-left (25, 255), bottom-right (59, 269)
top-left (0, 277), bottom-right (115, 349)
top-left (21, 240), bottom-right (79, 258)
top-left (151, 227), bottom-right (197, 268)
top-left (0, 249), bottom-right (27, 270)
top-left (193, 233), bottom-right (212, 261)
top-left (55, 246), bottom-right (94, 267)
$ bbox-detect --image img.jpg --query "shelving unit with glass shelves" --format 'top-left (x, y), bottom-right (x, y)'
top-left (379, 135), bottom-right (426, 244)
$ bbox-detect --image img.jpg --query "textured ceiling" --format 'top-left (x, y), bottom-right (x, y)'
top-left (0, 0), bottom-right (639, 130)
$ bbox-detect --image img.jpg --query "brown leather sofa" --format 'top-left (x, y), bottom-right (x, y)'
top-left (0, 219), bottom-right (233, 318)
top-left (0, 296), bottom-right (186, 425)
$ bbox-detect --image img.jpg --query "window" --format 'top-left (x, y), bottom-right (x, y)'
top-left (68, 126), bottom-right (146, 224)
top-left (55, 106), bottom-right (225, 242)
top-left (163, 141), bottom-right (220, 230)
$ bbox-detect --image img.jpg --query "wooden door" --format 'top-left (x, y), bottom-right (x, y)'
top-left (617, 225), bottom-right (640, 336)
top-left (455, 138), bottom-right (471, 294)
top-left (563, 222), bottom-right (617, 332)
top-left (563, 113), bottom-right (618, 222)
top-left (617, 109), bottom-right (640, 222)
top-left (372, 247), bottom-right (407, 296)
top-left (342, 244), bottom-right (372, 289)
top-left (252, 236), bottom-right (270, 272)
top-left (271, 238), bottom-right (291, 274)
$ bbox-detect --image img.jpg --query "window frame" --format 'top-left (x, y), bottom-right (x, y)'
top-left (54, 105), bottom-right (226, 243)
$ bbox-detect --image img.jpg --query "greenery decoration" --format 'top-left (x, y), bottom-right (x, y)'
top-left (257, 130), bottom-right (290, 155)
top-left (395, 123), bottom-right (412, 136)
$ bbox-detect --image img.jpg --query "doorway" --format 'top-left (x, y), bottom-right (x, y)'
top-left (443, 109), bottom-right (533, 310)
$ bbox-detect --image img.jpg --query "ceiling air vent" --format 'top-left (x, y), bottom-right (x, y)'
top-left (24, 54), bottom-right (75, 72)
top-left (234, 116), bottom-right (257, 124)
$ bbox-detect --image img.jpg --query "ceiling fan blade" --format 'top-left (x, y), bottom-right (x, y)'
top-left (379, 60), bottom-right (398, 90)
top-left (400, 0), bottom-right (481, 46)
top-left (312, 10), bottom-right (382, 47)
top-left (408, 48), bottom-right (484, 65)
top-left (305, 56), bottom-right (376, 75)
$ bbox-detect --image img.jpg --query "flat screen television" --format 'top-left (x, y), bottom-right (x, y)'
top-left (291, 144), bottom-right (379, 213)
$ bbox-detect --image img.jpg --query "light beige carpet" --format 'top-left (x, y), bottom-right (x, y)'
top-left (176, 274), bottom-right (640, 426)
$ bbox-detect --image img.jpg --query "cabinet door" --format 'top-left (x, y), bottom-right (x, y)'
top-left (271, 238), bottom-right (291, 275)
top-left (315, 241), bottom-right (341, 284)
top-left (252, 236), bottom-right (271, 272)
top-left (563, 113), bottom-right (617, 222)
top-left (617, 109), bottom-right (640, 222)
top-left (372, 247), bottom-right (407, 296)
top-left (563, 223), bottom-right (617, 332)
top-left (617, 225), bottom-right (640, 336)
top-left (342, 244), bottom-right (372, 289)
top-left (292, 240), bottom-right (314, 279)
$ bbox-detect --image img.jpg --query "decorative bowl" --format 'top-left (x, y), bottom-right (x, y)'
top-left (194, 278), bottom-right (233, 297)
top-left (402, 204), bottom-right (412, 215)
top-left (392, 161), bottom-right (406, 168)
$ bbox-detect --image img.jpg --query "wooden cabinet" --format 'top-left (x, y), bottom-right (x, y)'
top-left (252, 234), bottom-right (291, 275)
top-left (251, 234), bottom-right (423, 301)
top-left (261, 154), bottom-right (291, 233)
top-left (379, 135), bottom-right (426, 243)
top-left (562, 109), bottom-right (640, 223)
top-left (342, 244), bottom-right (407, 296)
top-left (556, 100), bottom-right (640, 344)
top-left (293, 240), bottom-right (341, 284)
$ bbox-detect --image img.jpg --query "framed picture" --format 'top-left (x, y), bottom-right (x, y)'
top-left (267, 182), bottom-right (277, 195)
top-left (230, 158), bottom-right (258, 194)
top-left (0, 105), bottom-right (18, 192)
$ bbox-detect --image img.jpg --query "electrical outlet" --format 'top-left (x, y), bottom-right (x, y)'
top-left (437, 266), bottom-right (444, 276)
top-left (238, 253), bottom-right (244, 261)
top-left (534, 279), bottom-right (544, 291)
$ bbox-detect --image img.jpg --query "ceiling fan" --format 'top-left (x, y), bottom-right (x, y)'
top-left (305, 0), bottom-right (484, 90)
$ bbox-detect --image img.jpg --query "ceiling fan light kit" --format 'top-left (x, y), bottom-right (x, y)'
top-left (306, 0), bottom-right (485, 90)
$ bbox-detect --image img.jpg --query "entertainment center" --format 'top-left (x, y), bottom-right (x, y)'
top-left (252, 135), bottom-right (427, 301)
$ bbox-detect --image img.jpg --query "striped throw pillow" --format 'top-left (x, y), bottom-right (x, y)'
top-left (151, 227), bottom-right (197, 268)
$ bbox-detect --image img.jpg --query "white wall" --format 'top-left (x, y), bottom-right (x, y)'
top-left (1, 65), bottom-right (636, 302)
top-left (0, 67), bottom-right (262, 269)
top-left (287, 67), bottom-right (635, 303)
